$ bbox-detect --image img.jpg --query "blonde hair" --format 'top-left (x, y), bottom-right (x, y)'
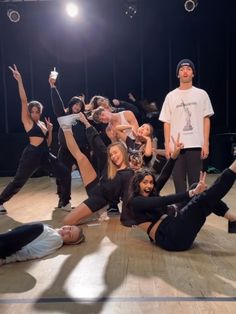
top-left (107, 142), bottom-right (129, 179)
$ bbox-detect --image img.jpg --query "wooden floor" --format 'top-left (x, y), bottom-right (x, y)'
top-left (0, 174), bottom-right (236, 314)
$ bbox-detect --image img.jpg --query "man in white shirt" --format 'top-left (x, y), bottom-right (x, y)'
top-left (159, 59), bottom-right (214, 193)
top-left (0, 223), bottom-right (84, 265)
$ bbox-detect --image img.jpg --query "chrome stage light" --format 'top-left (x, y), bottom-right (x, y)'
top-left (184, 0), bottom-right (198, 13)
top-left (7, 9), bottom-right (21, 23)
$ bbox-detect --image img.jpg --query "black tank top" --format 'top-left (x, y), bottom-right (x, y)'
top-left (27, 122), bottom-right (48, 139)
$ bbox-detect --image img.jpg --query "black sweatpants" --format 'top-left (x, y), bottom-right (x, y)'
top-left (0, 223), bottom-right (44, 258)
top-left (50, 86), bottom-right (92, 202)
top-left (0, 142), bottom-right (71, 206)
top-left (56, 145), bottom-right (91, 204)
top-left (155, 168), bottom-right (236, 251)
top-left (172, 148), bottom-right (202, 193)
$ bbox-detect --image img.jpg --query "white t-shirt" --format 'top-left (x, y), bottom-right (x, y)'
top-left (159, 86), bottom-right (214, 150)
top-left (4, 225), bottom-right (63, 264)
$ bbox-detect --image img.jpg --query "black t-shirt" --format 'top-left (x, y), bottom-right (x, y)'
top-left (126, 136), bottom-right (152, 168)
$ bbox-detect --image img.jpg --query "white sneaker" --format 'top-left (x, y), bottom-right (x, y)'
top-left (98, 205), bottom-right (110, 222)
top-left (57, 114), bottom-right (80, 130)
top-left (60, 203), bottom-right (74, 212)
top-left (0, 205), bottom-right (7, 215)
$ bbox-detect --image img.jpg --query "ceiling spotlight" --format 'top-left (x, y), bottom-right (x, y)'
top-left (125, 4), bottom-right (137, 19)
top-left (66, 2), bottom-right (79, 18)
top-left (7, 9), bottom-right (20, 23)
top-left (184, 0), bottom-right (198, 12)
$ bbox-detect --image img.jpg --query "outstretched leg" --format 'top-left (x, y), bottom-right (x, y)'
top-left (78, 113), bottom-right (107, 175)
top-left (0, 145), bottom-right (43, 207)
top-left (63, 129), bottom-right (97, 187)
top-left (157, 161), bottom-right (236, 251)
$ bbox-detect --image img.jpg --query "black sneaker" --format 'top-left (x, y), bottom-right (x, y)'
top-left (228, 221), bottom-right (236, 233)
top-left (0, 205), bottom-right (7, 215)
top-left (107, 205), bottom-right (120, 216)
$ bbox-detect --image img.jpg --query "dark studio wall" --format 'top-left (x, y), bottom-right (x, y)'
top-left (0, 0), bottom-right (236, 175)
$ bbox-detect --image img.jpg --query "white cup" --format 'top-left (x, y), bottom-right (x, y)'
top-left (50, 67), bottom-right (58, 80)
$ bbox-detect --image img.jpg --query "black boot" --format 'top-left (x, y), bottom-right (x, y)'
top-left (228, 221), bottom-right (236, 233)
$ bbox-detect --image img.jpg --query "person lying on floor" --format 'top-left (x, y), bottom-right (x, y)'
top-left (0, 223), bottom-right (84, 266)
top-left (124, 157), bottom-right (236, 251)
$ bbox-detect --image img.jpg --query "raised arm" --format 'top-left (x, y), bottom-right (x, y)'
top-left (49, 74), bottom-right (66, 117)
top-left (9, 65), bottom-right (31, 128)
top-left (155, 134), bottom-right (184, 192)
top-left (115, 100), bottom-right (139, 117)
top-left (133, 172), bottom-right (207, 216)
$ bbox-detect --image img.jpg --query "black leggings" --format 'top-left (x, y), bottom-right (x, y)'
top-left (155, 168), bottom-right (236, 251)
top-left (0, 223), bottom-right (44, 258)
top-left (0, 142), bottom-right (71, 206)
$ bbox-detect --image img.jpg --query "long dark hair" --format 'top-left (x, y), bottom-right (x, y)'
top-left (28, 101), bottom-right (43, 114)
top-left (125, 168), bottom-right (156, 206)
top-left (67, 97), bottom-right (85, 114)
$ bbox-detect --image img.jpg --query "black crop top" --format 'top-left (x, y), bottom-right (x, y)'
top-left (27, 122), bottom-right (48, 138)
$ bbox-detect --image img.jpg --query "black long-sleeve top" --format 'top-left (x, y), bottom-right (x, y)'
top-left (50, 87), bottom-right (88, 148)
top-left (128, 158), bottom-right (191, 224)
top-left (84, 125), bottom-right (134, 204)
top-left (99, 168), bottom-right (134, 205)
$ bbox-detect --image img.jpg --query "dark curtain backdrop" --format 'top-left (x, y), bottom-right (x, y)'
top-left (0, 0), bottom-right (236, 173)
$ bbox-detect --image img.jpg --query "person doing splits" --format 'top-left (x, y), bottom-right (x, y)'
top-left (57, 112), bottom-right (134, 225)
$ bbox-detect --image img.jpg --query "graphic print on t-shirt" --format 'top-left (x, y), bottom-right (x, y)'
top-left (181, 99), bottom-right (193, 132)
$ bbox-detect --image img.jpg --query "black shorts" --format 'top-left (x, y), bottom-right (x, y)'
top-left (83, 178), bottom-right (108, 213)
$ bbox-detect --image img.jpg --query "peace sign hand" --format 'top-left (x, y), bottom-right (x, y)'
top-left (45, 117), bottom-right (53, 132)
top-left (170, 133), bottom-right (184, 159)
top-left (8, 64), bottom-right (22, 82)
